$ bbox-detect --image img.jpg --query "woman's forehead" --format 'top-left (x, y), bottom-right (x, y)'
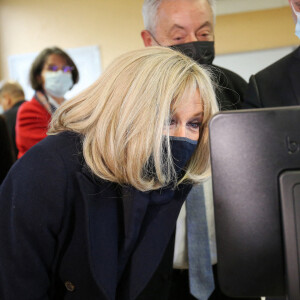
top-left (171, 89), bottom-right (203, 116)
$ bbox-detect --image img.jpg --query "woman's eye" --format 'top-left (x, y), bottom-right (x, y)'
top-left (188, 122), bottom-right (201, 129)
top-left (169, 119), bottom-right (176, 126)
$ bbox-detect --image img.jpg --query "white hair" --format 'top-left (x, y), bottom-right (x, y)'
top-left (142, 0), bottom-right (216, 34)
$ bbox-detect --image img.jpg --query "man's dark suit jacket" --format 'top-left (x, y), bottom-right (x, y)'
top-left (3, 100), bottom-right (25, 158)
top-left (0, 131), bottom-right (191, 300)
top-left (243, 47), bottom-right (300, 108)
top-left (0, 116), bottom-right (14, 184)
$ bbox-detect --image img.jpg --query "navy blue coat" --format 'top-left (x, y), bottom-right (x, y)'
top-left (0, 131), bottom-right (191, 300)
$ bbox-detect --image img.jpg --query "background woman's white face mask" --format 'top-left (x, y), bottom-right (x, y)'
top-left (44, 71), bottom-right (73, 98)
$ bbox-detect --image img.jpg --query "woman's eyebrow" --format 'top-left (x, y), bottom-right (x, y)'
top-left (190, 112), bottom-right (204, 118)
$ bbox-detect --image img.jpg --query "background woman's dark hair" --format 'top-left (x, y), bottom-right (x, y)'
top-left (29, 46), bottom-right (79, 91)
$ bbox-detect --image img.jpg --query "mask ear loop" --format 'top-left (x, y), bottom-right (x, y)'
top-left (148, 31), bottom-right (163, 46)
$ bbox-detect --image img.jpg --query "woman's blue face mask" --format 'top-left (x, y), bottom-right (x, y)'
top-left (169, 136), bottom-right (198, 174)
top-left (143, 136), bottom-right (198, 184)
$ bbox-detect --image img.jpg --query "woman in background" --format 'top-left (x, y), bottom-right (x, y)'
top-left (15, 46), bottom-right (79, 158)
top-left (0, 47), bottom-right (218, 299)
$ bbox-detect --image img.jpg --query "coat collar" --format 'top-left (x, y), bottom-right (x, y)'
top-left (119, 184), bottom-right (192, 300)
top-left (76, 170), bottom-right (120, 300)
top-left (78, 165), bottom-right (192, 300)
top-left (292, 46), bottom-right (300, 60)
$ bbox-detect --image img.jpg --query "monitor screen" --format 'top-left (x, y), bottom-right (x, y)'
top-left (209, 106), bottom-right (300, 298)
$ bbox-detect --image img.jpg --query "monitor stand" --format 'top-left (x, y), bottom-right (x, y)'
top-left (280, 171), bottom-right (300, 300)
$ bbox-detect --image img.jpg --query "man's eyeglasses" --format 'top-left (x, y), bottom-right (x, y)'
top-left (46, 65), bottom-right (74, 73)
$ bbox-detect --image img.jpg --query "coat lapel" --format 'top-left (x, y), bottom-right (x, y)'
top-left (118, 187), bottom-right (150, 279)
top-left (76, 169), bottom-right (120, 300)
top-left (119, 184), bottom-right (192, 300)
top-left (76, 167), bottom-right (156, 300)
top-left (77, 165), bottom-right (192, 300)
top-left (289, 47), bottom-right (300, 105)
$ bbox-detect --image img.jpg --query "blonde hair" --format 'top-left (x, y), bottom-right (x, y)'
top-left (49, 47), bottom-right (218, 191)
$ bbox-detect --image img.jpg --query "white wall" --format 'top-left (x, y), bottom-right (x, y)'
top-left (214, 46), bottom-right (296, 81)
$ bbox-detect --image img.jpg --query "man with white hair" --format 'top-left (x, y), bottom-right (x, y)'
top-left (139, 1), bottom-right (254, 300)
top-left (141, 0), bottom-right (247, 110)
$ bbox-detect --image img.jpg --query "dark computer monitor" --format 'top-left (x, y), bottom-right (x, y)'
top-left (209, 106), bottom-right (300, 300)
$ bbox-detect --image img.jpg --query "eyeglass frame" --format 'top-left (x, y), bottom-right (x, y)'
top-left (45, 64), bottom-right (74, 73)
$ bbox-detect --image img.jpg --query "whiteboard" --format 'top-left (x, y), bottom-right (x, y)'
top-left (214, 46), bottom-right (296, 82)
top-left (8, 45), bottom-right (102, 101)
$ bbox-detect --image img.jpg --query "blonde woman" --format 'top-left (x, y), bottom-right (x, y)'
top-left (0, 47), bottom-right (218, 300)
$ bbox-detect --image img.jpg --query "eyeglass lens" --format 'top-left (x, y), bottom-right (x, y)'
top-left (47, 65), bottom-right (74, 73)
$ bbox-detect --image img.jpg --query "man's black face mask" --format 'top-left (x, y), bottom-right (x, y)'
top-left (149, 32), bottom-right (215, 65)
top-left (170, 41), bottom-right (215, 65)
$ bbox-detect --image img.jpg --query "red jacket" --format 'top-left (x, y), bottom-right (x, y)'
top-left (16, 96), bottom-right (51, 158)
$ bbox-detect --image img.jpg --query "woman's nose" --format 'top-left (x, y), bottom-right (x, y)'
top-left (171, 125), bottom-right (187, 138)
